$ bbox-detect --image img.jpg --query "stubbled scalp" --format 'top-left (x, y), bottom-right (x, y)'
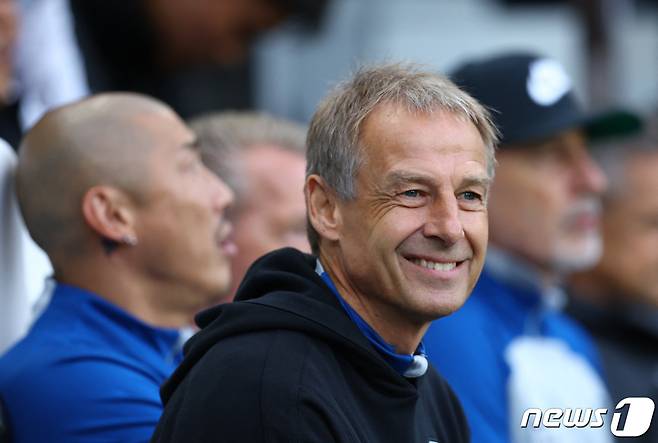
top-left (16, 92), bottom-right (178, 258)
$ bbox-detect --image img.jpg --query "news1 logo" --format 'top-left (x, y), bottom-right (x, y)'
top-left (520, 397), bottom-right (655, 437)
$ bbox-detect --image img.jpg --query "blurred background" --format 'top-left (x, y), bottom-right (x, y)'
top-left (256, 0), bottom-right (658, 122)
top-left (1, 0), bottom-right (656, 149)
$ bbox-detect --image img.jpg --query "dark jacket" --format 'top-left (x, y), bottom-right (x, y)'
top-left (567, 296), bottom-right (658, 443)
top-left (152, 248), bottom-right (470, 443)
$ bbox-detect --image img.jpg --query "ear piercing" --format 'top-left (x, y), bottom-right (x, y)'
top-left (121, 235), bottom-right (138, 246)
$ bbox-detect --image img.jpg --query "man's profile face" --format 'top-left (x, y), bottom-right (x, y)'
top-left (132, 111), bottom-right (235, 309)
top-left (334, 104), bottom-right (490, 324)
top-left (229, 145), bottom-right (309, 295)
top-left (595, 152), bottom-right (658, 307)
top-left (487, 129), bottom-right (607, 274)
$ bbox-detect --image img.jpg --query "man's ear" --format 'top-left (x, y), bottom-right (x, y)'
top-left (305, 175), bottom-right (342, 243)
top-left (81, 186), bottom-right (137, 243)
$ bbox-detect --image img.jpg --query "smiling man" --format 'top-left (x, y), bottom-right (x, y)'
top-left (0, 93), bottom-right (235, 442)
top-left (152, 64), bottom-right (497, 443)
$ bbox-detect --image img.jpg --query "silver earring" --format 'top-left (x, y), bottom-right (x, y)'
top-left (121, 235), bottom-right (138, 246)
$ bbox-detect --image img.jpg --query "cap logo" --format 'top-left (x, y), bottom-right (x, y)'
top-left (526, 58), bottom-right (572, 106)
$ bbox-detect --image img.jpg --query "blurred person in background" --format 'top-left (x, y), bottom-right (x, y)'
top-left (0, 0), bottom-right (21, 146)
top-left (0, 0), bottom-right (52, 355)
top-left (424, 51), bottom-right (640, 443)
top-left (190, 111), bottom-right (309, 299)
top-left (0, 0), bottom-right (89, 148)
top-left (0, 0), bottom-right (16, 105)
top-left (14, 0), bottom-right (90, 137)
top-left (5, 0), bottom-right (328, 143)
top-left (0, 93), bottom-right (235, 442)
top-left (62, 0), bottom-right (329, 120)
top-left (0, 138), bottom-right (50, 356)
top-left (568, 114), bottom-right (658, 443)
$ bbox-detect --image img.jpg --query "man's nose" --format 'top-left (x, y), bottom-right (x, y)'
top-left (208, 169), bottom-right (234, 212)
top-left (422, 195), bottom-right (464, 246)
top-left (573, 150), bottom-right (608, 195)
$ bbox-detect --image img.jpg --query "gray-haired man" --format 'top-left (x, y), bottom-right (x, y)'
top-left (190, 112), bottom-right (309, 300)
top-left (153, 64), bottom-right (497, 443)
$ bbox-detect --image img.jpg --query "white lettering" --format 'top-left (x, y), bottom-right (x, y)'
top-left (591, 408), bottom-right (607, 428)
top-left (543, 409), bottom-right (563, 428)
top-left (519, 398), bottom-right (653, 436)
top-left (520, 408), bottom-right (542, 428)
top-left (562, 408), bottom-right (592, 428)
top-left (611, 398), bottom-right (654, 437)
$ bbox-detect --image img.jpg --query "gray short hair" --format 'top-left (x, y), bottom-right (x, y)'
top-left (306, 63), bottom-right (499, 255)
top-left (189, 111), bottom-right (307, 202)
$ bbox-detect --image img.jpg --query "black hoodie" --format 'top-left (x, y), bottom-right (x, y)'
top-left (152, 248), bottom-right (470, 443)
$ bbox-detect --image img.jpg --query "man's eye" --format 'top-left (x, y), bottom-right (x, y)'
top-left (402, 190), bottom-right (422, 198)
top-left (461, 191), bottom-right (482, 201)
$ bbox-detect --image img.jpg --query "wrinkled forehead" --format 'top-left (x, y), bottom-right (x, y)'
top-left (361, 105), bottom-right (486, 157)
top-left (359, 103), bottom-right (492, 174)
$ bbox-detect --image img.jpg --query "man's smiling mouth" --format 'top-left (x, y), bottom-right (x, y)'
top-left (401, 254), bottom-right (468, 273)
top-left (410, 258), bottom-right (457, 271)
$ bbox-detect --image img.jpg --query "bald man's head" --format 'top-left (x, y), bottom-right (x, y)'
top-left (16, 93), bottom-right (182, 259)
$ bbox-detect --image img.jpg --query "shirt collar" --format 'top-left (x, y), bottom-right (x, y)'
top-left (485, 246), bottom-right (566, 310)
top-left (315, 260), bottom-right (428, 378)
top-left (53, 283), bottom-right (184, 362)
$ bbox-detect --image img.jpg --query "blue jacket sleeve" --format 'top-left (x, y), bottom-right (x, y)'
top-left (3, 354), bottom-right (164, 443)
top-left (425, 303), bottom-right (511, 443)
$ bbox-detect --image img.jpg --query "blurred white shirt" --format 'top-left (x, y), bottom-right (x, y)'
top-left (16, 0), bottom-right (89, 131)
top-left (0, 138), bottom-right (52, 355)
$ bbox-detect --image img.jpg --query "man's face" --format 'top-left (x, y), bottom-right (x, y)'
top-left (230, 145), bottom-right (309, 294)
top-left (594, 152), bottom-right (658, 307)
top-left (133, 111), bottom-right (235, 311)
top-left (204, 0), bottom-right (287, 63)
top-left (488, 130), bottom-right (607, 275)
top-left (334, 104), bottom-right (490, 326)
top-left (166, 0), bottom-right (288, 64)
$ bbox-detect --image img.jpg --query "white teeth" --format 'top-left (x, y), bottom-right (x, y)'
top-left (411, 258), bottom-right (457, 271)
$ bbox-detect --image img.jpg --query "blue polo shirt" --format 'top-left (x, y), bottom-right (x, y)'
top-left (0, 283), bottom-right (183, 443)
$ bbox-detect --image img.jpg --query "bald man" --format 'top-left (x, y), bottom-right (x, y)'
top-left (0, 93), bottom-right (235, 443)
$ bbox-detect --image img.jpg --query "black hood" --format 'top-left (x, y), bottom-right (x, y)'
top-left (160, 248), bottom-right (400, 404)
